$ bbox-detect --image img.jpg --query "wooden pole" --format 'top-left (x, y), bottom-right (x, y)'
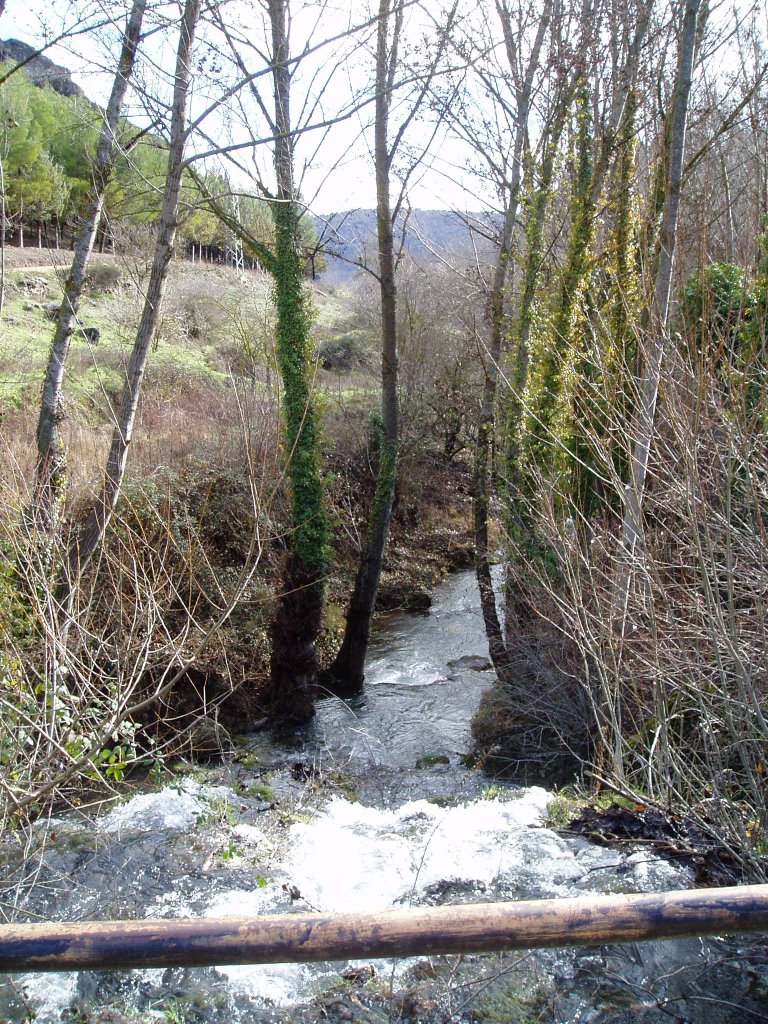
top-left (1, 887), bottom-right (767, 973)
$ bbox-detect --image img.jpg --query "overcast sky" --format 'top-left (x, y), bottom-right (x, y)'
top-left (3, 0), bottom-right (492, 213)
top-left (6, 0), bottom-right (761, 215)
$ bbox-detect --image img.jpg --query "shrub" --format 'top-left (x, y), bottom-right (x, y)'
top-left (318, 331), bottom-right (371, 371)
top-left (680, 262), bottom-right (756, 371)
top-left (84, 262), bottom-right (123, 293)
top-left (515, 331), bottom-right (768, 877)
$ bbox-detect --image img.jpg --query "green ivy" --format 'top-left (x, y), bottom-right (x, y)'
top-left (524, 82), bottom-right (596, 508)
top-left (271, 199), bottom-right (327, 570)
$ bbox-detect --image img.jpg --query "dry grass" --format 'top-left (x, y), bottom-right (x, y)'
top-left (524, 343), bottom-right (768, 877)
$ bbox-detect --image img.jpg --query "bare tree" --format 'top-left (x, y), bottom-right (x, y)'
top-left (448, 0), bottom-right (552, 676)
top-left (324, 0), bottom-right (460, 694)
top-left (616, 0), bottom-right (704, 628)
top-left (32, 0), bottom-right (147, 538)
top-left (66, 0), bottom-right (202, 589)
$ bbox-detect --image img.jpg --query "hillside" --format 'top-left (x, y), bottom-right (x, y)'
top-left (317, 208), bottom-right (498, 283)
top-left (0, 37), bottom-right (84, 97)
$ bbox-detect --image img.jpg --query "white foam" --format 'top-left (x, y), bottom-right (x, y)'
top-left (284, 789), bottom-right (566, 912)
top-left (202, 886), bottom-right (331, 1005)
top-left (98, 779), bottom-right (233, 834)
top-left (16, 972), bottom-right (78, 1020)
top-left (204, 885), bottom-right (282, 918)
top-left (213, 961), bottom-right (337, 1006)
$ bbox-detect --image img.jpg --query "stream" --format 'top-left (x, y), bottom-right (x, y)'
top-left (1, 571), bottom-right (766, 1023)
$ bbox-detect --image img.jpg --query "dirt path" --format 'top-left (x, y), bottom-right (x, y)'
top-left (2, 247), bottom-right (119, 272)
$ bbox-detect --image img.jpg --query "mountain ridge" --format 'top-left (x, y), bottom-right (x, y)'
top-left (316, 208), bottom-right (498, 282)
top-left (0, 38), bottom-right (85, 98)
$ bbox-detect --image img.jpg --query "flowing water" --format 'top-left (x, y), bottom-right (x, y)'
top-left (1, 572), bottom-right (766, 1023)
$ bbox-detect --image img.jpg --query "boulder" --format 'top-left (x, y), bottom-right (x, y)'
top-left (81, 326), bottom-right (101, 344)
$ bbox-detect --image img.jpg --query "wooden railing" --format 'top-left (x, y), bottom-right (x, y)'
top-left (1, 885), bottom-right (767, 973)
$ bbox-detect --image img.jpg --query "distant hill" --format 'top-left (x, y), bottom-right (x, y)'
top-left (0, 37), bottom-right (496, 276)
top-left (316, 209), bottom-right (499, 283)
top-left (0, 38), bottom-right (85, 98)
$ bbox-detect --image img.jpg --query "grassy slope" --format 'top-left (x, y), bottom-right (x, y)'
top-left (0, 255), bottom-right (373, 484)
top-left (0, 251), bottom-right (472, 684)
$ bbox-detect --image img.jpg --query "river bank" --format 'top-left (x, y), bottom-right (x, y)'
top-left (1, 570), bottom-right (766, 1024)
top-left (141, 451), bottom-right (476, 756)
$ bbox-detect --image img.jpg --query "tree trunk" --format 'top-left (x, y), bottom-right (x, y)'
top-left (473, 2), bottom-right (550, 681)
top-left (65, 0), bottom-right (199, 588)
top-left (267, 0), bottom-right (327, 726)
top-left (616, 0), bottom-right (702, 626)
top-left (520, 6), bottom-right (649, 514)
top-left (474, 203), bottom-right (515, 677)
top-left (32, 0), bottom-right (146, 537)
top-left (502, 78), bottom-right (572, 649)
top-left (324, 0), bottom-right (401, 695)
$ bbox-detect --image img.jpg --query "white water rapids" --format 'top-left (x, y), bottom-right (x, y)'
top-left (2, 571), bottom-right (765, 1023)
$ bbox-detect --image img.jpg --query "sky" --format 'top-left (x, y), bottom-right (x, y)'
top-left (1, 0), bottom-right (491, 214)
top-left (4, 0), bottom-right (761, 215)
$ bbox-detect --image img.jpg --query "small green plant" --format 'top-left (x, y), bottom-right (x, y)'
top-left (280, 809), bottom-right (312, 826)
top-left (327, 770), bottom-right (360, 802)
top-left (147, 754), bottom-right (168, 783)
top-left (196, 793), bottom-right (238, 827)
top-left (247, 780), bottom-right (275, 802)
top-left (156, 999), bottom-right (186, 1024)
top-left (238, 752), bottom-right (260, 770)
top-left (480, 784), bottom-right (505, 800)
top-left (427, 795), bottom-right (457, 808)
top-left (415, 753), bottom-right (450, 769)
top-left (543, 793), bottom-right (578, 830)
top-left (92, 744), bottom-right (129, 783)
top-left (219, 838), bottom-right (241, 862)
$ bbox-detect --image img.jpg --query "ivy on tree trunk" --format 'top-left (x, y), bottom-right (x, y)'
top-left (267, 0), bottom-right (327, 726)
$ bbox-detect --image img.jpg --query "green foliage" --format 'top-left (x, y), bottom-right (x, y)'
top-left (84, 262), bottom-right (123, 293)
top-left (318, 331), bottom-right (370, 370)
top-left (523, 83), bottom-right (597, 511)
top-left (681, 262), bottom-right (755, 356)
top-left (681, 259), bottom-right (767, 419)
top-left (31, 86), bottom-right (101, 214)
top-left (503, 111), bottom-right (567, 528)
top-left (180, 175), bottom-right (324, 276)
top-left (272, 198), bottom-right (327, 570)
top-left (218, 837), bottom-right (241, 861)
top-left (195, 793), bottom-right (237, 828)
top-left (0, 63), bottom-right (238, 242)
top-left (91, 743), bottom-right (129, 782)
top-left (106, 132), bottom-right (168, 225)
top-left (415, 753), bottom-right (450, 768)
top-left (480, 784), bottom-right (505, 800)
top-left (0, 547), bottom-right (31, 644)
top-left (247, 780), bottom-right (275, 801)
top-left (596, 99), bottom-right (641, 498)
top-left (0, 67), bottom-right (70, 221)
